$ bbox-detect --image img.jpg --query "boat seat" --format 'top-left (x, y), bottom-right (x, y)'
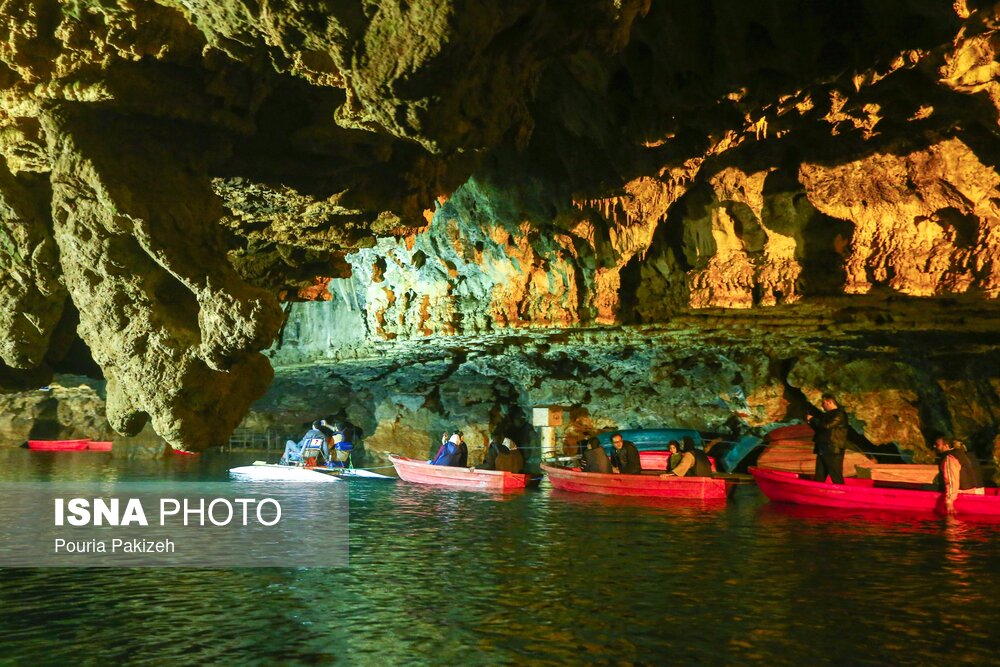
top-left (300, 438), bottom-right (328, 466)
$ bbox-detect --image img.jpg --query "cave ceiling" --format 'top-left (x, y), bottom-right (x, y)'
top-left (0, 0), bottom-right (999, 448)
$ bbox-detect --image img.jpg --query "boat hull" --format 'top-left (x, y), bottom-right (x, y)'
top-left (542, 464), bottom-right (730, 500)
top-left (28, 439), bottom-right (94, 451)
top-left (756, 439), bottom-right (874, 477)
top-left (228, 463), bottom-right (340, 483)
top-left (751, 467), bottom-right (1000, 516)
top-left (638, 450), bottom-right (717, 472)
top-left (389, 455), bottom-right (537, 492)
top-left (854, 463), bottom-right (938, 485)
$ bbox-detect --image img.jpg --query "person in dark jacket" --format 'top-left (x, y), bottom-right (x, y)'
top-left (581, 437), bottom-right (613, 474)
top-left (453, 431), bottom-right (469, 467)
top-left (808, 393), bottom-right (849, 484)
top-left (610, 433), bottom-right (641, 475)
top-left (431, 432), bottom-right (464, 466)
top-left (280, 420), bottom-right (329, 465)
top-left (479, 437), bottom-right (501, 470)
top-left (935, 436), bottom-right (985, 512)
top-left (684, 436), bottom-right (712, 477)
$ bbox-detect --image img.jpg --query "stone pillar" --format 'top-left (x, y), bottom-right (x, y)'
top-left (532, 406), bottom-right (564, 460)
top-left (539, 426), bottom-right (556, 460)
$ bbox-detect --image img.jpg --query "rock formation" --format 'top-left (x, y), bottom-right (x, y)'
top-left (0, 0), bottom-right (997, 463)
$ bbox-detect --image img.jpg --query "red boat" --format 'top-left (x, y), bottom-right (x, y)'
top-left (87, 441), bottom-right (113, 452)
top-left (764, 424), bottom-right (815, 442)
top-left (751, 467), bottom-right (1000, 517)
top-left (28, 439), bottom-right (93, 451)
top-left (854, 463), bottom-right (938, 485)
top-left (388, 455), bottom-right (540, 492)
top-left (639, 450), bottom-right (717, 472)
top-left (542, 464), bottom-right (732, 500)
top-left (756, 439), bottom-right (874, 477)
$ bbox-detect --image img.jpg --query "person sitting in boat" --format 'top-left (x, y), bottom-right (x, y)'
top-left (610, 433), bottom-right (641, 475)
top-left (687, 438), bottom-right (714, 477)
top-left (479, 435), bottom-right (505, 470)
top-left (662, 437), bottom-right (711, 477)
top-left (581, 437), bottom-right (612, 474)
top-left (280, 420), bottom-right (330, 465)
top-left (455, 431), bottom-right (469, 467)
top-left (328, 422), bottom-right (354, 468)
top-left (494, 437), bottom-right (525, 473)
top-left (665, 440), bottom-right (682, 473)
top-left (430, 432), bottom-right (465, 467)
top-left (665, 441), bottom-right (695, 476)
top-left (935, 436), bottom-right (985, 512)
top-left (807, 393), bottom-right (848, 485)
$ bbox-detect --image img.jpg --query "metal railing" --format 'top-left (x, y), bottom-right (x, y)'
top-left (224, 428), bottom-right (281, 453)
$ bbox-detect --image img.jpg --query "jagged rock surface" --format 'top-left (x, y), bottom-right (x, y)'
top-left (0, 1), bottom-right (998, 451)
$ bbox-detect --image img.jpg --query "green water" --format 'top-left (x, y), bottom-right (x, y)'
top-left (0, 449), bottom-right (998, 665)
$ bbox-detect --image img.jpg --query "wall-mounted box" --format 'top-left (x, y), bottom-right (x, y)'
top-left (532, 406), bottom-right (564, 427)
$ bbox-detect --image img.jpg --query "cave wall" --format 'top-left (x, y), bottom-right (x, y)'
top-left (0, 1), bottom-right (998, 450)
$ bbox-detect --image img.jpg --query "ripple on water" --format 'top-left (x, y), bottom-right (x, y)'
top-left (0, 450), bottom-right (999, 665)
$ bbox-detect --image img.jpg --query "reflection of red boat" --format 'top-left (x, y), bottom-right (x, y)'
top-left (751, 467), bottom-right (1000, 517)
top-left (542, 464), bottom-right (732, 500)
top-left (388, 455), bottom-right (540, 492)
top-left (170, 448), bottom-right (199, 456)
top-left (28, 439), bottom-right (96, 451)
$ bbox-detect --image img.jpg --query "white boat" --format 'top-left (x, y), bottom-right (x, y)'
top-left (337, 468), bottom-right (396, 480)
top-left (228, 462), bottom-right (340, 483)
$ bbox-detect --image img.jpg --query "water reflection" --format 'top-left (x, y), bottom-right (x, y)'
top-left (0, 449), bottom-right (998, 665)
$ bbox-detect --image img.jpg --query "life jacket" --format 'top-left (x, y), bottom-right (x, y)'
top-left (495, 449), bottom-right (525, 474)
top-left (941, 449), bottom-right (984, 490)
top-left (686, 449), bottom-right (713, 477)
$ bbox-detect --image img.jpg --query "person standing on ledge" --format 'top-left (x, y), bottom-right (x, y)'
top-left (807, 393), bottom-right (848, 484)
top-left (935, 436), bottom-right (985, 513)
top-left (610, 433), bottom-right (641, 475)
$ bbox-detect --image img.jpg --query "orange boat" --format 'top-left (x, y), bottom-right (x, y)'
top-left (542, 464), bottom-right (732, 500)
top-left (388, 455), bottom-right (540, 492)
